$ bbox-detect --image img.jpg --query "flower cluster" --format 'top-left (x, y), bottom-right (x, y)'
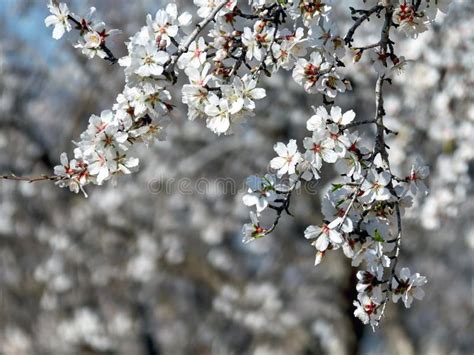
top-left (392, 0), bottom-right (452, 38)
top-left (53, 3), bottom-right (194, 194)
top-left (243, 104), bottom-right (430, 327)
top-left (45, 1), bottom-right (118, 61)
top-left (286, 3), bottom-right (349, 97)
top-left (48, 0), bottom-right (346, 193)
top-left (346, 0), bottom-right (452, 78)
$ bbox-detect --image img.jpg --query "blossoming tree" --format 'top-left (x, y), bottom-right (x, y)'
top-left (0, 0), bottom-right (457, 330)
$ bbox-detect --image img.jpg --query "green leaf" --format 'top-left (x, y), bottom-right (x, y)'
top-left (373, 229), bottom-right (385, 242)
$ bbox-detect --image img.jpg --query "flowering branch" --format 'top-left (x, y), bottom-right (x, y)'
top-left (242, 1), bottom-right (437, 328)
top-left (45, 0), bottom-right (119, 62)
top-left (66, 14), bottom-right (118, 64)
top-left (2, 0), bottom-right (452, 330)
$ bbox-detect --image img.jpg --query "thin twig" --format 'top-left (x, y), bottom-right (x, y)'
top-left (344, 5), bottom-right (383, 46)
top-left (264, 171), bottom-right (304, 235)
top-left (342, 119), bottom-right (377, 130)
top-left (389, 205), bottom-right (402, 284)
top-left (352, 42), bottom-right (381, 51)
top-left (0, 174), bottom-right (63, 183)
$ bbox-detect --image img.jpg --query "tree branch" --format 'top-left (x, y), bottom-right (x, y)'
top-left (344, 5), bottom-right (383, 46)
top-left (0, 174), bottom-right (63, 183)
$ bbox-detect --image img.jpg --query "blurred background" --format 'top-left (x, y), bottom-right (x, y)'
top-left (0, 0), bottom-right (473, 354)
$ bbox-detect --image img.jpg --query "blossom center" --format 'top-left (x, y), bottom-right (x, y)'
top-left (312, 143), bottom-right (321, 153)
top-left (364, 302), bottom-right (377, 315)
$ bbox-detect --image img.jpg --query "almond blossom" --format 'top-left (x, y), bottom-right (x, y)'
top-left (53, 153), bottom-right (85, 195)
top-left (391, 267), bottom-right (427, 308)
top-left (242, 211), bottom-right (266, 244)
top-left (242, 175), bottom-right (278, 214)
top-left (353, 286), bottom-right (384, 327)
top-left (361, 170), bottom-right (392, 203)
top-left (44, 1), bottom-right (71, 40)
top-left (204, 96), bottom-right (233, 134)
top-left (294, 0), bottom-right (331, 26)
top-left (233, 75), bottom-right (266, 111)
top-left (177, 37), bottom-right (208, 69)
top-left (405, 158), bottom-right (430, 196)
top-left (146, 3), bottom-right (191, 47)
top-left (303, 130), bottom-right (338, 171)
top-left (270, 140), bottom-right (301, 177)
top-left (304, 223), bottom-right (343, 252)
top-left (316, 71), bottom-right (346, 98)
top-left (133, 43), bottom-right (169, 77)
top-left (393, 1), bottom-right (429, 38)
top-left (328, 106), bottom-right (356, 126)
top-left (292, 52), bottom-right (327, 94)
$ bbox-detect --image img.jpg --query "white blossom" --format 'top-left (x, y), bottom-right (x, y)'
top-left (393, 2), bottom-right (429, 38)
top-left (361, 170), bottom-right (392, 202)
top-left (38, 0), bottom-right (449, 331)
top-left (316, 71), bottom-right (346, 98)
top-left (328, 106), bottom-right (356, 126)
top-left (146, 3), bottom-right (190, 47)
top-left (353, 286), bottom-right (383, 327)
top-left (242, 211), bottom-right (266, 244)
top-left (405, 158), bottom-right (430, 196)
top-left (204, 95), bottom-right (233, 134)
top-left (292, 52), bottom-right (326, 93)
top-left (133, 43), bottom-right (169, 77)
top-left (270, 140), bottom-right (301, 177)
top-left (177, 37), bottom-right (207, 69)
top-left (45, 1), bottom-right (71, 40)
top-left (242, 175), bottom-right (278, 213)
top-left (392, 267), bottom-right (427, 308)
top-left (303, 130), bottom-right (338, 171)
top-left (304, 223), bottom-right (343, 252)
top-left (233, 75), bottom-right (266, 111)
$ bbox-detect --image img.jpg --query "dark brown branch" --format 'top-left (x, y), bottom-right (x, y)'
top-left (352, 42), bottom-right (381, 51)
top-left (342, 119), bottom-right (377, 130)
top-left (0, 174), bottom-right (63, 183)
top-left (374, 7), bottom-right (394, 163)
top-left (100, 43), bottom-right (118, 64)
top-left (344, 5), bottom-right (383, 46)
top-left (264, 171), bottom-right (304, 235)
